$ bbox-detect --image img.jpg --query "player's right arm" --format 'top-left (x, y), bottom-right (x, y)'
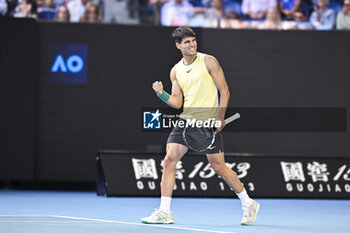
top-left (152, 66), bottom-right (183, 109)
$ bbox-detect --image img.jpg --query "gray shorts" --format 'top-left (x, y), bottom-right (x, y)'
top-left (167, 121), bottom-right (224, 154)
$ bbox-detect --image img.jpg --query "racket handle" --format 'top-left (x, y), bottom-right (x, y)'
top-left (224, 113), bottom-right (240, 125)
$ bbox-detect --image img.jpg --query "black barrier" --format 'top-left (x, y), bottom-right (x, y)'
top-left (97, 151), bottom-right (350, 198)
top-left (0, 18), bottom-right (37, 180)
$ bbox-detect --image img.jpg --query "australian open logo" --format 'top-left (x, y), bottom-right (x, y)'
top-left (143, 109), bottom-right (162, 129)
top-left (49, 44), bottom-right (88, 84)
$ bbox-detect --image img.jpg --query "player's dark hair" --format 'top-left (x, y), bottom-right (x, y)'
top-left (172, 27), bottom-right (196, 44)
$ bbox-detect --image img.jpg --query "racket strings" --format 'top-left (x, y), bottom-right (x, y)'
top-left (184, 127), bottom-right (215, 152)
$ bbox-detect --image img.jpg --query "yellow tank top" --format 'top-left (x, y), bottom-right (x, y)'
top-left (175, 52), bottom-right (218, 121)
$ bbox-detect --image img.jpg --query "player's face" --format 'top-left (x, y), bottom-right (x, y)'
top-left (177, 36), bottom-right (197, 57)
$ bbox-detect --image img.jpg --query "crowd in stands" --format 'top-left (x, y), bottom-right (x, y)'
top-left (0, 0), bottom-right (103, 22)
top-left (152, 0), bottom-right (350, 30)
top-left (0, 0), bottom-right (350, 30)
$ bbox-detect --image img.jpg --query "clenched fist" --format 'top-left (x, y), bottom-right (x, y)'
top-left (152, 81), bottom-right (163, 95)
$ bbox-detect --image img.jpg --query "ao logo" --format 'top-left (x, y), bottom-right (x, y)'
top-left (51, 54), bottom-right (84, 73)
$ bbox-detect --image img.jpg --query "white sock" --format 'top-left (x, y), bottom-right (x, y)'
top-left (236, 188), bottom-right (253, 207)
top-left (159, 196), bottom-right (172, 213)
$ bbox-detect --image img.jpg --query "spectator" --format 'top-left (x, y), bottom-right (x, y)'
top-left (149, 0), bottom-right (168, 25)
top-left (293, 7), bottom-right (314, 29)
top-left (160, 0), bottom-right (194, 26)
top-left (36, 0), bottom-right (54, 10)
top-left (279, 0), bottom-right (301, 19)
top-left (137, 0), bottom-right (152, 24)
top-left (0, 0), bottom-right (8, 16)
top-left (336, 0), bottom-right (350, 29)
top-left (259, 7), bottom-right (282, 29)
top-left (67, 0), bottom-right (88, 22)
top-left (55, 4), bottom-right (70, 22)
top-left (79, 2), bottom-right (102, 23)
top-left (241, 0), bottom-right (277, 19)
top-left (13, 0), bottom-right (37, 18)
top-left (206, 0), bottom-right (234, 27)
top-left (6, 0), bottom-right (18, 16)
top-left (189, 8), bottom-right (210, 27)
top-left (201, 0), bottom-right (211, 7)
top-left (221, 11), bottom-right (248, 28)
top-left (53, 0), bottom-right (65, 8)
top-left (36, 0), bottom-right (55, 19)
top-left (310, 0), bottom-right (335, 30)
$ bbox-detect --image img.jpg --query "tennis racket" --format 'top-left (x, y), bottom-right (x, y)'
top-left (183, 113), bottom-right (240, 152)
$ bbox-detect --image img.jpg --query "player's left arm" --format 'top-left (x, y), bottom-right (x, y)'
top-left (204, 55), bottom-right (230, 132)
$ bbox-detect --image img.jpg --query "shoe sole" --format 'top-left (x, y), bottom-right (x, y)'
top-left (141, 220), bottom-right (174, 224)
top-left (240, 201), bottom-right (260, 225)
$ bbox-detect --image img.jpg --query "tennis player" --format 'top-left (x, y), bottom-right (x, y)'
top-left (141, 26), bottom-right (260, 225)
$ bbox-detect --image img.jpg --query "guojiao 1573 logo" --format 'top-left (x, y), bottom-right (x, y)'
top-left (49, 44), bottom-right (88, 84)
top-left (143, 109), bottom-right (162, 129)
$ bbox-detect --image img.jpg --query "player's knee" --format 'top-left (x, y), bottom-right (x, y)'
top-left (210, 162), bottom-right (225, 176)
top-left (163, 153), bottom-right (178, 170)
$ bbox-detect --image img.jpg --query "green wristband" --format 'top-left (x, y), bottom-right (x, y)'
top-left (157, 90), bottom-right (170, 102)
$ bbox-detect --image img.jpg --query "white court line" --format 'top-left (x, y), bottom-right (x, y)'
top-left (0, 215), bottom-right (92, 223)
top-left (0, 221), bottom-right (92, 223)
top-left (52, 215), bottom-right (237, 233)
top-left (0, 215), bottom-right (54, 217)
top-left (0, 215), bottom-right (237, 233)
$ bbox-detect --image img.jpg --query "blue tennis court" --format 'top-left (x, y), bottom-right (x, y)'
top-left (1, 190), bottom-right (349, 233)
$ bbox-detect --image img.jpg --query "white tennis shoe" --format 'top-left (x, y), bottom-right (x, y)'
top-left (240, 200), bottom-right (260, 225)
top-left (141, 209), bottom-right (174, 224)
